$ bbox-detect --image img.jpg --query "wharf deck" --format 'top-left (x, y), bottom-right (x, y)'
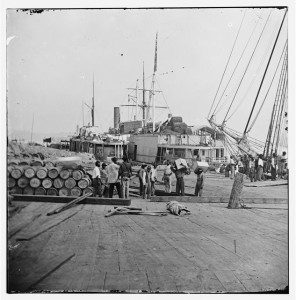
top-left (8, 198), bottom-right (288, 293)
top-left (7, 171), bottom-right (289, 293)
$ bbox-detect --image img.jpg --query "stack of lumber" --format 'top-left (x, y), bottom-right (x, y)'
top-left (7, 160), bottom-right (93, 197)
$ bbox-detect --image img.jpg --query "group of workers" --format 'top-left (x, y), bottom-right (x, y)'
top-left (92, 157), bottom-right (205, 199)
top-left (92, 156), bottom-right (132, 198)
top-left (226, 151), bottom-right (288, 182)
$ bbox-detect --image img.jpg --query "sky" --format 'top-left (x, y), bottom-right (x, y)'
top-left (5, 5), bottom-right (290, 144)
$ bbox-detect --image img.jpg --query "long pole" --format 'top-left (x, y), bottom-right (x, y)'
top-left (152, 33), bottom-right (158, 132)
top-left (92, 73), bottom-right (95, 126)
top-left (135, 79), bottom-right (139, 120)
top-left (142, 62), bottom-right (146, 125)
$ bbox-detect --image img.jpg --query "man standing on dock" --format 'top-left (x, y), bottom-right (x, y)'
top-left (119, 155), bottom-right (132, 198)
top-left (107, 157), bottom-right (122, 198)
top-left (150, 163), bottom-right (158, 196)
top-left (257, 154), bottom-right (264, 181)
top-left (229, 156), bottom-right (236, 179)
top-left (100, 162), bottom-right (109, 197)
top-left (171, 161), bottom-right (186, 196)
top-left (271, 153), bottom-right (277, 181)
top-left (194, 168), bottom-right (204, 197)
top-left (138, 164), bottom-right (146, 197)
top-left (163, 161), bottom-right (173, 193)
top-left (93, 161), bottom-right (102, 197)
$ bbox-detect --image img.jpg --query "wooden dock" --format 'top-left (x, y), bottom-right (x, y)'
top-left (8, 198), bottom-right (288, 293)
top-left (7, 171), bottom-right (289, 293)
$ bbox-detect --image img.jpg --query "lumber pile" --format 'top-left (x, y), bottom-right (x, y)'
top-left (8, 159), bottom-right (94, 197)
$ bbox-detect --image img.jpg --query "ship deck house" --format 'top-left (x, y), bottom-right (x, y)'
top-left (128, 128), bottom-right (228, 165)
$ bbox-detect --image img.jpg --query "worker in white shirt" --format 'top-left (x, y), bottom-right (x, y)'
top-left (257, 154), bottom-right (264, 181)
top-left (271, 153), bottom-right (277, 181)
top-left (92, 161), bottom-right (102, 197)
top-left (150, 163), bottom-right (158, 196)
top-left (229, 156), bottom-right (236, 179)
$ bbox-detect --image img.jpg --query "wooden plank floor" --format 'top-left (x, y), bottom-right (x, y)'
top-left (8, 198), bottom-right (288, 293)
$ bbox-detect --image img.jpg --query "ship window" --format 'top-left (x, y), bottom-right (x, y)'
top-left (193, 149), bottom-right (199, 156)
top-left (175, 149), bottom-right (185, 158)
top-left (202, 150), bottom-right (205, 156)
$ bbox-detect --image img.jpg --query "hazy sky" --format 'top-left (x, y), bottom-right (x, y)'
top-left (6, 7), bottom-right (288, 142)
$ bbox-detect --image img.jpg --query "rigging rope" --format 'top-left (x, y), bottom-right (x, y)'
top-left (225, 27), bottom-right (283, 122)
top-left (212, 10), bottom-right (262, 117)
top-left (244, 8), bottom-right (287, 134)
top-left (207, 9), bottom-right (247, 119)
top-left (265, 52), bottom-right (288, 156)
top-left (264, 49), bottom-right (288, 156)
top-left (247, 41), bottom-right (287, 132)
top-left (222, 9), bottom-right (273, 124)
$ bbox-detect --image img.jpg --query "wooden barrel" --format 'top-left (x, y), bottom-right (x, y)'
top-left (10, 186), bottom-right (23, 195)
top-left (59, 187), bottom-right (70, 196)
top-left (59, 168), bottom-right (71, 180)
top-left (7, 166), bottom-right (15, 176)
top-left (45, 161), bottom-right (55, 168)
top-left (31, 159), bottom-right (44, 167)
top-left (48, 167), bottom-right (60, 179)
top-left (36, 167), bottom-right (48, 179)
top-left (8, 159), bottom-right (20, 166)
top-left (23, 186), bottom-right (34, 195)
top-left (70, 187), bottom-right (82, 197)
top-left (19, 160), bottom-right (30, 166)
top-left (24, 166), bottom-right (36, 179)
top-left (82, 186), bottom-right (94, 195)
top-left (17, 177), bottom-right (29, 188)
top-left (11, 166), bottom-right (23, 179)
top-left (53, 178), bottom-right (64, 189)
top-left (47, 187), bottom-right (58, 196)
top-left (72, 170), bottom-right (84, 181)
top-left (78, 177), bottom-right (91, 189)
top-left (8, 177), bottom-right (16, 188)
top-left (30, 177), bottom-right (41, 188)
top-left (65, 177), bottom-right (76, 189)
top-left (42, 178), bottom-right (53, 189)
top-left (35, 187), bottom-right (46, 195)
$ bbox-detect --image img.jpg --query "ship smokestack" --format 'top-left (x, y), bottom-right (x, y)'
top-left (114, 107), bottom-right (120, 129)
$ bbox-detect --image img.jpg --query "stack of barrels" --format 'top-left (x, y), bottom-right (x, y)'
top-left (7, 159), bottom-right (93, 197)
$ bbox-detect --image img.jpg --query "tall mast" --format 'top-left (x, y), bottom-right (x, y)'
top-left (135, 79), bottom-right (139, 120)
top-left (152, 33), bottom-right (158, 132)
top-left (142, 62), bottom-right (146, 125)
top-left (92, 73), bottom-right (95, 126)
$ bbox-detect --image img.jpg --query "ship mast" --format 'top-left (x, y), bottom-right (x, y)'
top-left (92, 72), bottom-right (95, 126)
top-left (152, 33), bottom-right (158, 131)
top-left (142, 62), bottom-right (146, 125)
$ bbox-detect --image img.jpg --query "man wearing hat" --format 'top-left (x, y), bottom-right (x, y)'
top-left (107, 157), bottom-right (122, 198)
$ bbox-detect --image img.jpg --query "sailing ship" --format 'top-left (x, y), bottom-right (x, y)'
top-left (207, 8), bottom-right (288, 161)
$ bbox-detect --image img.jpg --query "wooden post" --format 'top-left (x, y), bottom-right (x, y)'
top-left (227, 172), bottom-right (244, 209)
